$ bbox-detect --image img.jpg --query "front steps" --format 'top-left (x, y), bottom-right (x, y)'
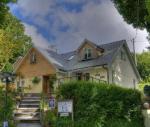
top-left (14, 93), bottom-right (41, 122)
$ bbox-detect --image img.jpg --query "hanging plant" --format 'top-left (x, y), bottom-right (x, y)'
top-left (32, 76), bottom-right (41, 85)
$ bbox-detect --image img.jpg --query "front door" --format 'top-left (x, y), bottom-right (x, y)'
top-left (43, 76), bottom-right (50, 95)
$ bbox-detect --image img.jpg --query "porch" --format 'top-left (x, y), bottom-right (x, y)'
top-left (15, 74), bottom-right (56, 96)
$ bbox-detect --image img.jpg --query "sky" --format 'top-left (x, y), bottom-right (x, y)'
top-left (9, 0), bottom-right (150, 53)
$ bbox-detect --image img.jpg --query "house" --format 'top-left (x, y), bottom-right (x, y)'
top-left (13, 39), bottom-right (140, 94)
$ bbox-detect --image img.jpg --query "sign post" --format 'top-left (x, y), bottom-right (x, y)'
top-left (57, 100), bottom-right (74, 121)
top-left (3, 121), bottom-right (8, 127)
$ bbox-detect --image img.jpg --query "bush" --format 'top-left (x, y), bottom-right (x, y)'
top-left (0, 87), bottom-right (15, 127)
top-left (105, 119), bottom-right (142, 127)
top-left (57, 81), bottom-right (143, 127)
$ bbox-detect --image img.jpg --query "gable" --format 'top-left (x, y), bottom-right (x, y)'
top-left (15, 48), bottom-right (56, 77)
top-left (111, 44), bottom-right (140, 84)
top-left (77, 40), bottom-right (104, 61)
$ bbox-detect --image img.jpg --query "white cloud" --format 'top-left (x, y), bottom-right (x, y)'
top-left (17, 0), bottom-right (54, 17)
top-left (11, 0), bottom-right (149, 53)
top-left (23, 23), bottom-right (50, 49)
top-left (51, 0), bottom-right (149, 53)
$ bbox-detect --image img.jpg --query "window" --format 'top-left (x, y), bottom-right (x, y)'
top-left (76, 73), bottom-right (82, 80)
top-left (85, 73), bottom-right (90, 81)
top-left (30, 52), bottom-right (36, 64)
top-left (84, 48), bottom-right (92, 60)
top-left (121, 51), bottom-right (126, 61)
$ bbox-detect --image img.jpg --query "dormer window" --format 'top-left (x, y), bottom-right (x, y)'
top-left (30, 52), bottom-right (36, 64)
top-left (84, 48), bottom-right (92, 60)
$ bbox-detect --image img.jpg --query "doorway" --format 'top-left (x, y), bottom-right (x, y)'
top-left (43, 76), bottom-right (50, 95)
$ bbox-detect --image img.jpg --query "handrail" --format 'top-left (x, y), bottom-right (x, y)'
top-left (57, 75), bottom-right (107, 86)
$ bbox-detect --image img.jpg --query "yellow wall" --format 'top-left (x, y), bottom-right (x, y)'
top-left (16, 48), bottom-right (56, 78)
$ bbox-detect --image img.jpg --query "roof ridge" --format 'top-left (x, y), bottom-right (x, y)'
top-left (99, 39), bottom-right (126, 46)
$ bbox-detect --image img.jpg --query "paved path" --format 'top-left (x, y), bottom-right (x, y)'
top-left (17, 123), bottom-right (41, 127)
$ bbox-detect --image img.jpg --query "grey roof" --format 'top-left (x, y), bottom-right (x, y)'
top-left (35, 40), bottom-right (125, 71)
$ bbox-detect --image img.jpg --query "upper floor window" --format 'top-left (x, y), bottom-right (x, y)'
top-left (120, 51), bottom-right (126, 61)
top-left (30, 52), bottom-right (36, 64)
top-left (84, 48), bottom-right (92, 60)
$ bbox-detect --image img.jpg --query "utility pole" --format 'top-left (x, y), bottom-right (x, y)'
top-left (132, 38), bottom-right (137, 66)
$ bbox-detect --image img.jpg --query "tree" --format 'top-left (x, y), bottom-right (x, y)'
top-left (0, 13), bottom-right (32, 72)
top-left (112, 0), bottom-right (150, 49)
top-left (112, 0), bottom-right (150, 31)
top-left (0, 0), bottom-right (17, 26)
top-left (137, 51), bottom-right (150, 82)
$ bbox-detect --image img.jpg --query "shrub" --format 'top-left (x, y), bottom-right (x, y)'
top-left (0, 87), bottom-right (15, 127)
top-left (57, 81), bottom-right (143, 127)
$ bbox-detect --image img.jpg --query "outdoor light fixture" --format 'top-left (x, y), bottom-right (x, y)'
top-left (0, 72), bottom-right (16, 127)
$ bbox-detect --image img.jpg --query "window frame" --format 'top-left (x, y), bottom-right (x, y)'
top-left (120, 50), bottom-right (126, 61)
top-left (84, 48), bottom-right (92, 60)
top-left (30, 52), bottom-right (37, 64)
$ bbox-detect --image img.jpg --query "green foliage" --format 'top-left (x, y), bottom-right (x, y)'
top-left (49, 74), bottom-right (57, 89)
top-left (105, 119), bottom-right (143, 127)
top-left (57, 81), bottom-right (143, 127)
top-left (112, 0), bottom-right (150, 33)
top-left (44, 110), bottom-right (57, 126)
top-left (137, 52), bottom-right (150, 82)
top-left (0, 0), bottom-right (17, 26)
top-left (0, 12), bottom-right (32, 72)
top-left (56, 117), bottom-right (73, 127)
top-left (32, 77), bottom-right (41, 84)
top-left (0, 87), bottom-right (15, 127)
top-left (112, 0), bottom-right (150, 49)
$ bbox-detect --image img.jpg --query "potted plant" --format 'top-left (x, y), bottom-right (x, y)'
top-left (32, 76), bottom-right (41, 85)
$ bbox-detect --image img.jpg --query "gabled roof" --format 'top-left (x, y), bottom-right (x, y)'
top-left (77, 39), bottom-right (104, 52)
top-left (14, 39), bottom-right (140, 80)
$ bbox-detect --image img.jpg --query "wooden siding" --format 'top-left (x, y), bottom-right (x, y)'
top-left (78, 43), bottom-right (101, 61)
top-left (16, 48), bottom-right (56, 78)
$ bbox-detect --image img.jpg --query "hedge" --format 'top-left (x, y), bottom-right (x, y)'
top-left (57, 81), bottom-right (143, 127)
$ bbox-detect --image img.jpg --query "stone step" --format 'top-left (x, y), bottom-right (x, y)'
top-left (19, 104), bottom-right (39, 108)
top-left (16, 107), bottom-right (40, 111)
top-left (19, 102), bottom-right (40, 106)
top-left (14, 115), bottom-right (40, 121)
top-left (14, 114), bottom-right (40, 120)
top-left (14, 112), bottom-right (40, 116)
top-left (21, 100), bottom-right (40, 103)
top-left (23, 93), bottom-right (41, 97)
top-left (23, 97), bottom-right (41, 100)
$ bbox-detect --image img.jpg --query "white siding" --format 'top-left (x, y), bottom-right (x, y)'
top-left (110, 48), bottom-right (138, 88)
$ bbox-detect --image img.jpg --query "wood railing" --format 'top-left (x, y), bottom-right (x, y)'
top-left (57, 76), bottom-right (107, 86)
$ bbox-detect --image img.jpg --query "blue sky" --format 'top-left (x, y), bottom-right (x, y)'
top-left (9, 0), bottom-right (149, 53)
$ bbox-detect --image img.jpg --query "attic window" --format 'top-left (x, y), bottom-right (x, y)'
top-left (30, 52), bottom-right (36, 64)
top-left (84, 48), bottom-right (92, 60)
top-left (120, 51), bottom-right (126, 61)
